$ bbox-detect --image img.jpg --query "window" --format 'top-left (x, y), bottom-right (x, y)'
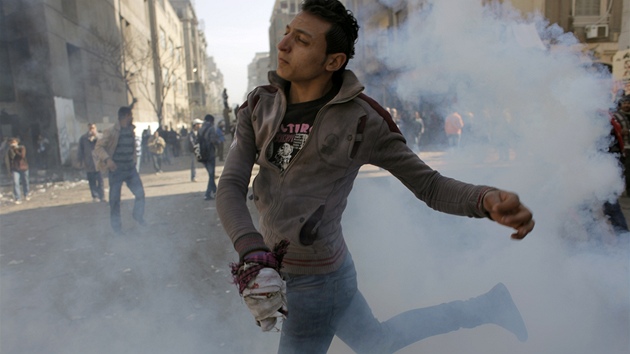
top-left (575, 0), bottom-right (601, 16)
top-left (572, 0), bottom-right (610, 27)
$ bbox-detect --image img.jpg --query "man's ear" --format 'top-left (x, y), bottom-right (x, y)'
top-left (325, 53), bottom-right (347, 72)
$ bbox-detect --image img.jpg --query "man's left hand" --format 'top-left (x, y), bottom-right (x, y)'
top-left (482, 190), bottom-right (534, 239)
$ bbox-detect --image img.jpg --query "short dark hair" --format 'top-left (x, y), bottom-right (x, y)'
top-left (204, 114), bottom-right (215, 123)
top-left (118, 106), bottom-right (132, 119)
top-left (302, 0), bottom-right (359, 73)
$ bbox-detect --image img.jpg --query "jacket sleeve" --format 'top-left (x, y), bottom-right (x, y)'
top-left (216, 93), bottom-right (268, 257)
top-left (93, 128), bottom-right (112, 168)
top-left (369, 118), bottom-right (492, 218)
top-left (77, 137), bottom-right (85, 162)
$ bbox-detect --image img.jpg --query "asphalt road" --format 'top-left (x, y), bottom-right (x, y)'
top-left (0, 155), bottom-right (283, 353)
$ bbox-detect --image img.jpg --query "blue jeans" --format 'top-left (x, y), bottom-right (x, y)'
top-left (108, 168), bottom-right (145, 232)
top-left (204, 159), bottom-right (216, 198)
top-left (279, 253), bottom-right (492, 354)
top-left (12, 170), bottom-right (29, 201)
top-left (447, 133), bottom-right (461, 148)
top-left (87, 171), bottom-right (104, 200)
top-left (151, 153), bottom-right (162, 172)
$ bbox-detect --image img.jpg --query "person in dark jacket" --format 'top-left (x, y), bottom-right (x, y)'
top-left (78, 123), bottom-right (105, 202)
top-left (217, 1), bottom-right (534, 353)
top-left (200, 114), bottom-right (220, 200)
top-left (187, 118), bottom-right (203, 182)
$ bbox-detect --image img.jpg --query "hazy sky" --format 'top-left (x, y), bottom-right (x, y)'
top-left (194, 0), bottom-right (277, 104)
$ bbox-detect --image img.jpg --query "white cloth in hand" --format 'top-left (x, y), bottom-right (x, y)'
top-left (242, 267), bottom-right (288, 332)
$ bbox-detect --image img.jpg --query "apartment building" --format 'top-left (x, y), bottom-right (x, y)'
top-left (206, 56), bottom-right (225, 117)
top-left (0, 0), bottom-right (135, 166)
top-left (0, 0), bottom-right (221, 169)
top-left (141, 0), bottom-right (188, 133)
top-left (170, 0), bottom-right (209, 124)
top-left (247, 52), bottom-right (271, 97)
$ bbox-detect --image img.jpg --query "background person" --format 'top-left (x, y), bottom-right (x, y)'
top-left (188, 118), bottom-right (203, 182)
top-left (199, 114), bottom-right (220, 200)
top-left (78, 123), bottom-right (105, 202)
top-left (444, 111), bottom-right (464, 148)
top-left (147, 130), bottom-right (166, 174)
top-left (93, 106), bottom-right (146, 234)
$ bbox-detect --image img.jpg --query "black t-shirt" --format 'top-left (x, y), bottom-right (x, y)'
top-left (269, 85), bottom-right (340, 171)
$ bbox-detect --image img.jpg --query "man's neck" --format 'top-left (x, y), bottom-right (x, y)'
top-left (288, 76), bottom-right (334, 104)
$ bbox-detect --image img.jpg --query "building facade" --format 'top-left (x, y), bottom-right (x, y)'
top-left (205, 56), bottom-right (225, 118)
top-left (0, 0), bottom-right (221, 171)
top-left (1, 0), bottom-right (132, 167)
top-left (246, 52), bottom-right (271, 96)
top-left (170, 0), bottom-right (210, 125)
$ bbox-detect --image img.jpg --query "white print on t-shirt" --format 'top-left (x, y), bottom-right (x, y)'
top-left (272, 122), bottom-right (312, 170)
top-left (274, 143), bottom-right (294, 171)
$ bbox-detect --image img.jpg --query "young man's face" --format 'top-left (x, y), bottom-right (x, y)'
top-left (276, 11), bottom-right (332, 84)
top-left (621, 101), bottom-right (630, 112)
top-left (121, 112), bottom-right (133, 126)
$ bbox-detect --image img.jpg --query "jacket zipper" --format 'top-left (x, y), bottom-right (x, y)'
top-left (260, 89), bottom-right (361, 242)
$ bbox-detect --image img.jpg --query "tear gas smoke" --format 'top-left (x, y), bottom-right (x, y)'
top-left (3, 1), bottom-right (628, 354)
top-left (331, 1), bottom-right (629, 353)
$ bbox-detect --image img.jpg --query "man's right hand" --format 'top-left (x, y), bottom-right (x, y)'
top-left (106, 159), bottom-right (117, 171)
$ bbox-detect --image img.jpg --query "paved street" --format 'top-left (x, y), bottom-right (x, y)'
top-left (1, 151), bottom-right (628, 354)
top-left (0, 155), bottom-right (281, 353)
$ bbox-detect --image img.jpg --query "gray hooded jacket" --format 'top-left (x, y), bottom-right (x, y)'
top-left (217, 70), bottom-right (493, 275)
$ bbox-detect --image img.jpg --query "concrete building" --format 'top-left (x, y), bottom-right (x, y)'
top-left (206, 55), bottom-right (225, 117)
top-left (621, 0), bottom-right (630, 48)
top-left (514, 0), bottom-right (624, 66)
top-left (141, 0), bottom-right (188, 133)
top-left (0, 0), bottom-right (226, 171)
top-left (169, 0), bottom-right (208, 126)
top-left (0, 0), bottom-right (135, 167)
top-left (246, 52), bottom-right (271, 97)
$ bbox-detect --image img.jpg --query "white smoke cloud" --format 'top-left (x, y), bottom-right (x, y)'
top-left (334, 0), bottom-right (629, 353)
